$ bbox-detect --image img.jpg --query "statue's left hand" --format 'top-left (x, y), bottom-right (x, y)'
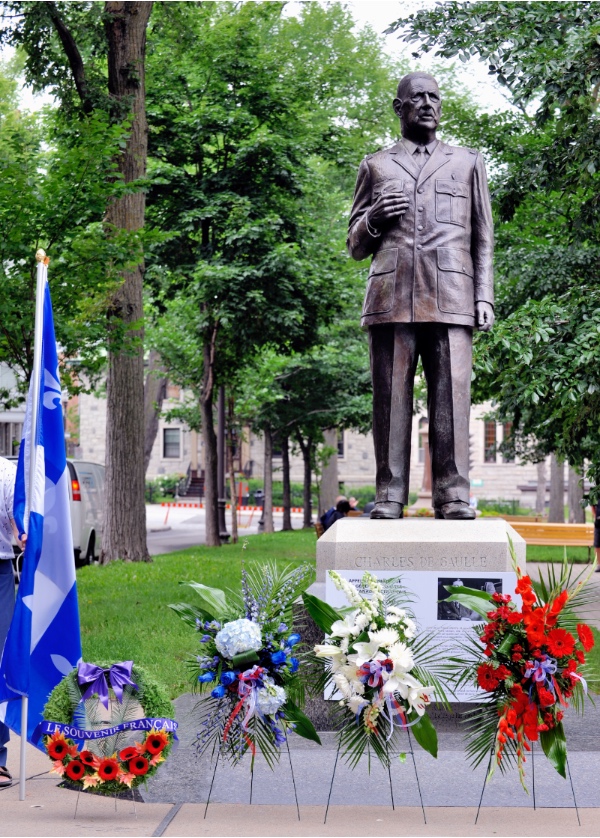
top-left (476, 301), bottom-right (494, 332)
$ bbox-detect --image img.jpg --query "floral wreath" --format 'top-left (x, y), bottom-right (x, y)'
top-left (40, 661), bottom-right (176, 795)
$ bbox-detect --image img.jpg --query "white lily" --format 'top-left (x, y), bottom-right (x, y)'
top-left (314, 643), bottom-right (345, 658)
top-left (330, 613), bottom-right (358, 639)
top-left (407, 685), bottom-right (434, 716)
top-left (346, 640), bottom-right (384, 667)
top-left (389, 671), bottom-right (423, 700)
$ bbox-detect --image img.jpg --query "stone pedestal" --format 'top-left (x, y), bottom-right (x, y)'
top-left (298, 517), bottom-right (526, 728)
top-left (315, 517), bottom-right (525, 585)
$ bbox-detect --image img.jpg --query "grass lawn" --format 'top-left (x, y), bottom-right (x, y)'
top-left (526, 545), bottom-right (593, 563)
top-left (77, 527), bottom-right (600, 697)
top-left (77, 529), bottom-right (317, 698)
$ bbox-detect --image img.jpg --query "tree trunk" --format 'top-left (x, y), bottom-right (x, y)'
top-left (201, 328), bottom-right (219, 547)
top-left (101, 1), bottom-right (153, 563)
top-left (263, 427), bottom-right (274, 533)
top-left (227, 397), bottom-right (238, 544)
top-left (548, 453), bottom-right (565, 523)
top-left (568, 464), bottom-right (585, 523)
top-left (296, 432), bottom-right (313, 528)
top-left (319, 428), bottom-right (339, 516)
top-left (143, 348), bottom-right (167, 474)
top-left (535, 460), bottom-right (546, 516)
top-left (281, 434), bottom-right (292, 531)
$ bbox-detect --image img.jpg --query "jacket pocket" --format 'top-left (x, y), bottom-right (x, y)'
top-left (437, 247), bottom-right (474, 316)
top-left (373, 178), bottom-right (405, 199)
top-left (363, 247), bottom-right (397, 315)
top-left (435, 179), bottom-right (469, 226)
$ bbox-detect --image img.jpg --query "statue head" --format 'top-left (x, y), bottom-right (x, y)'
top-left (393, 72), bottom-right (441, 143)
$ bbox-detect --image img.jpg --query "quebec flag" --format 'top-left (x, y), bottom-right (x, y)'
top-left (0, 278), bottom-right (82, 747)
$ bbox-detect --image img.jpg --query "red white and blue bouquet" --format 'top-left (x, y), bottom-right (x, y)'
top-left (170, 563), bottom-right (319, 766)
top-left (303, 571), bottom-right (448, 768)
top-left (445, 548), bottom-right (598, 790)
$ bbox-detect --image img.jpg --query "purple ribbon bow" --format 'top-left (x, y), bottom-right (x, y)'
top-left (523, 656), bottom-right (557, 687)
top-left (77, 661), bottom-right (138, 709)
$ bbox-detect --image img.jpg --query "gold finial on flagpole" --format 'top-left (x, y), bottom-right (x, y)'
top-left (35, 248), bottom-right (50, 266)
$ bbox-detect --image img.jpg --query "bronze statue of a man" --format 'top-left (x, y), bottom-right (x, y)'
top-left (348, 72), bottom-right (494, 520)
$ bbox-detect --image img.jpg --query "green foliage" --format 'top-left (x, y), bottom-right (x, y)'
top-left (145, 474), bottom-right (183, 503)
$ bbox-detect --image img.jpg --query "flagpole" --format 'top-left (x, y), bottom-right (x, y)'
top-left (18, 249), bottom-right (47, 802)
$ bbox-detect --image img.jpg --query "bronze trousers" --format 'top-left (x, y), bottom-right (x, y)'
top-left (369, 323), bottom-right (472, 509)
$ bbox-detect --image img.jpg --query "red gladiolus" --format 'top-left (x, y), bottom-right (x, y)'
top-left (575, 649), bottom-right (585, 664)
top-left (119, 747), bottom-right (138, 762)
top-left (65, 760), bottom-right (86, 781)
top-left (98, 758), bottom-right (120, 781)
top-left (546, 628), bottom-right (576, 658)
top-left (577, 623), bottom-right (595, 652)
top-left (128, 756), bottom-right (149, 776)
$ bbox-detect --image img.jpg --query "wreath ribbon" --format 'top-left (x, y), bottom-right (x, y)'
top-left (77, 660), bottom-right (139, 709)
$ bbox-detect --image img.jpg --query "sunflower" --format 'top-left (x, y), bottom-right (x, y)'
top-left (118, 746), bottom-right (138, 762)
top-left (79, 750), bottom-right (99, 768)
top-left (47, 733), bottom-right (69, 761)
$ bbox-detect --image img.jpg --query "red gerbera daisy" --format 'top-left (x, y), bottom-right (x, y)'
top-left (128, 756), bottom-right (149, 776)
top-left (144, 731), bottom-right (169, 755)
top-left (65, 760), bottom-right (86, 781)
top-left (477, 663), bottom-right (502, 691)
top-left (546, 628), bottom-right (576, 658)
top-left (576, 623), bottom-right (595, 653)
top-left (98, 758), bottom-right (120, 781)
top-left (119, 746), bottom-right (138, 762)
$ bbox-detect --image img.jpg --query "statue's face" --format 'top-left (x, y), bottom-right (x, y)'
top-left (396, 78), bottom-right (442, 138)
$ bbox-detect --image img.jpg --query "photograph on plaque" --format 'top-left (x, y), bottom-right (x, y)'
top-left (436, 576), bottom-right (502, 621)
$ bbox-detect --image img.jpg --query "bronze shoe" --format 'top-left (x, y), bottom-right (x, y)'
top-left (437, 501), bottom-right (476, 520)
top-left (370, 501), bottom-right (403, 519)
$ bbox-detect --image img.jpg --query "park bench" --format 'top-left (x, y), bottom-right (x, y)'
top-left (507, 521), bottom-right (594, 560)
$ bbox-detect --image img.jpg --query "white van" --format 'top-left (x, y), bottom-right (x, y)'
top-left (67, 460), bottom-right (105, 565)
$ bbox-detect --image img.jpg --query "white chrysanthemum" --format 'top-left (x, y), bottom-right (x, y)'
top-left (355, 612), bottom-right (370, 631)
top-left (333, 671), bottom-right (353, 699)
top-left (256, 678), bottom-right (287, 716)
top-left (214, 618), bottom-right (262, 659)
top-left (368, 627), bottom-right (399, 649)
top-left (387, 606), bottom-right (406, 617)
top-left (339, 636), bottom-right (350, 654)
top-left (388, 641), bottom-right (414, 672)
top-left (348, 694), bottom-right (369, 715)
top-left (353, 680), bottom-right (365, 696)
top-left (403, 617), bottom-right (417, 638)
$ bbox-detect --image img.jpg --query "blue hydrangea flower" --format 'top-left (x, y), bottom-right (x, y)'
top-left (215, 618), bottom-right (262, 659)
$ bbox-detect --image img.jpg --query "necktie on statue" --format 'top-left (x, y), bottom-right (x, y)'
top-left (414, 145), bottom-right (427, 170)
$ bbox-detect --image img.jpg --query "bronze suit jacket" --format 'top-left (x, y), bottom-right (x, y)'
top-left (347, 140), bottom-right (494, 328)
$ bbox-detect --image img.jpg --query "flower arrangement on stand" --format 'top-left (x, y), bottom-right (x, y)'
top-left (303, 571), bottom-right (448, 768)
top-left (444, 547), bottom-right (598, 789)
top-left (170, 562), bottom-right (320, 767)
top-left (39, 661), bottom-right (176, 795)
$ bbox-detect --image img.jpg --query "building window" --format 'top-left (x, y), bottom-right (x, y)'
top-left (418, 418), bottom-right (428, 463)
top-left (163, 428), bottom-right (181, 458)
top-left (502, 422), bottom-right (515, 463)
top-left (337, 429), bottom-right (345, 459)
top-left (0, 422), bottom-right (22, 457)
top-left (484, 421), bottom-right (496, 463)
